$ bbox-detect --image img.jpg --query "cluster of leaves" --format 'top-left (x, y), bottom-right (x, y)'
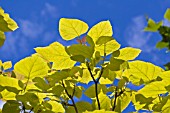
top-left (0, 7), bottom-right (18, 47)
top-left (145, 8), bottom-right (170, 70)
top-left (1, 7), bottom-right (170, 113)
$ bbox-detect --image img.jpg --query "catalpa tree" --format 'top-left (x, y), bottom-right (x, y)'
top-left (1, 7), bottom-right (170, 113)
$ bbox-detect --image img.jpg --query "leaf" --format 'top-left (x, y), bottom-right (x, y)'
top-left (48, 101), bottom-right (65, 113)
top-left (107, 58), bottom-right (126, 71)
top-left (2, 61), bottom-right (12, 70)
top-left (0, 76), bottom-right (21, 90)
top-left (95, 39), bottom-right (120, 56)
top-left (59, 18), bottom-right (88, 40)
top-left (88, 20), bottom-right (113, 43)
top-left (127, 60), bottom-right (163, 85)
top-left (164, 8), bottom-right (170, 21)
top-left (0, 7), bottom-right (18, 32)
top-left (1, 89), bottom-right (16, 100)
top-left (0, 31), bottom-right (5, 47)
top-left (138, 81), bottom-right (167, 97)
top-left (96, 36), bottom-right (114, 45)
top-left (144, 19), bottom-right (162, 32)
top-left (132, 93), bottom-right (156, 110)
top-left (2, 100), bottom-right (20, 113)
top-left (70, 55), bottom-right (85, 63)
top-left (35, 42), bottom-right (76, 70)
top-left (95, 90), bottom-right (111, 110)
top-left (32, 77), bottom-right (49, 91)
top-left (112, 47), bottom-right (141, 61)
top-left (115, 91), bottom-right (131, 112)
top-left (84, 84), bottom-right (107, 98)
top-left (67, 44), bottom-right (94, 59)
top-left (156, 41), bottom-right (169, 49)
top-left (83, 109), bottom-right (117, 113)
top-left (66, 101), bottom-right (92, 113)
top-left (14, 55), bottom-right (49, 80)
top-left (99, 68), bottom-right (116, 84)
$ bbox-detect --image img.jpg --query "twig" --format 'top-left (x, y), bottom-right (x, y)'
top-left (62, 81), bottom-right (78, 113)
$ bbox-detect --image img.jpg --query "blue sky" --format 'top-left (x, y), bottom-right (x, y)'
top-left (1, 0), bottom-right (170, 67)
top-left (1, 0), bottom-right (170, 112)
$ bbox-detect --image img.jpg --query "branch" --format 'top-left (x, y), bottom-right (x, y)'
top-left (112, 87), bottom-right (125, 111)
top-left (112, 87), bottom-right (118, 111)
top-left (62, 81), bottom-right (78, 113)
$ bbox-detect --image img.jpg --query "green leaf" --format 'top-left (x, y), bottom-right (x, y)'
top-left (70, 55), bottom-right (85, 63)
top-left (112, 47), bottom-right (141, 61)
top-left (2, 100), bottom-right (20, 113)
top-left (95, 90), bottom-right (111, 110)
top-left (86, 35), bottom-right (95, 47)
top-left (99, 68), bottom-right (116, 84)
top-left (127, 60), bottom-right (163, 85)
top-left (164, 8), bottom-right (170, 21)
top-left (35, 42), bottom-right (76, 70)
top-left (14, 55), bottom-right (49, 80)
top-left (156, 41), bottom-right (169, 49)
top-left (107, 58), bottom-right (126, 71)
top-left (0, 31), bottom-right (5, 47)
top-left (115, 91), bottom-right (131, 112)
top-left (50, 84), bottom-right (64, 97)
top-left (138, 81), bottom-right (167, 97)
top-left (144, 19), bottom-right (162, 32)
top-left (0, 7), bottom-right (18, 32)
top-left (95, 39), bottom-right (120, 56)
top-left (88, 20), bottom-right (113, 43)
top-left (84, 84), bottom-right (107, 98)
top-left (32, 77), bottom-right (49, 91)
top-left (2, 61), bottom-right (12, 70)
top-left (132, 93), bottom-right (156, 110)
top-left (16, 93), bottom-right (39, 106)
top-left (59, 18), bottom-right (88, 40)
top-left (96, 36), bottom-right (114, 45)
top-left (67, 44), bottom-right (94, 59)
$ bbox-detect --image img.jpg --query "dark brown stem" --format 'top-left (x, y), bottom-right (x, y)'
top-left (62, 81), bottom-right (78, 113)
top-left (86, 62), bottom-right (101, 110)
top-left (112, 87), bottom-right (118, 111)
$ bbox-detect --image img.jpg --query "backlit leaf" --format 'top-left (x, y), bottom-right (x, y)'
top-left (0, 7), bottom-right (18, 32)
top-left (138, 81), bottom-right (167, 97)
top-left (95, 39), bottom-right (120, 56)
top-left (14, 55), bottom-right (49, 80)
top-left (35, 42), bottom-right (76, 70)
top-left (48, 101), bottom-right (65, 113)
top-left (83, 109), bottom-right (117, 113)
top-left (59, 18), bottom-right (88, 40)
top-left (127, 60), bottom-right (163, 85)
top-left (112, 47), bottom-right (141, 61)
top-left (95, 90), bottom-right (111, 110)
top-left (0, 76), bottom-right (20, 90)
top-left (3, 61), bottom-right (12, 70)
top-left (88, 20), bottom-right (113, 43)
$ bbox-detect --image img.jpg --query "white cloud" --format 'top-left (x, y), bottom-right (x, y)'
top-left (41, 3), bottom-right (58, 18)
top-left (163, 19), bottom-right (170, 27)
top-left (20, 20), bottom-right (44, 38)
top-left (0, 3), bottom-right (59, 62)
top-left (125, 15), bottom-right (153, 52)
